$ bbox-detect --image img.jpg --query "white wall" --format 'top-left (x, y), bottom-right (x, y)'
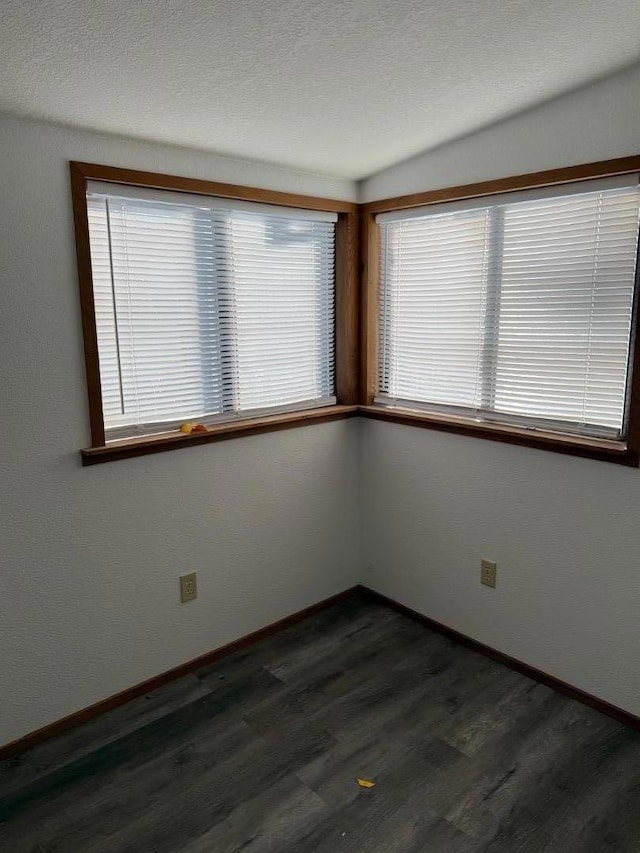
top-left (0, 115), bottom-right (360, 747)
top-left (361, 62), bottom-right (640, 202)
top-left (359, 62), bottom-right (640, 716)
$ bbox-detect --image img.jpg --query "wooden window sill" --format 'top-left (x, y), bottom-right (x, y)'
top-left (81, 405), bottom-right (359, 465)
top-left (81, 403), bottom-right (636, 467)
top-left (358, 405), bottom-right (638, 467)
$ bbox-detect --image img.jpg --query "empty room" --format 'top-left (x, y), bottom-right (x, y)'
top-left (2, 1), bottom-right (640, 850)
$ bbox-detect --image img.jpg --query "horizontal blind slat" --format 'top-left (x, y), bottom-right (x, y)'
top-left (87, 192), bottom-right (335, 438)
top-left (379, 182), bottom-right (640, 437)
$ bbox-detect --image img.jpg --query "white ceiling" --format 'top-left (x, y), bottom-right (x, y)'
top-left (2, 0), bottom-right (639, 180)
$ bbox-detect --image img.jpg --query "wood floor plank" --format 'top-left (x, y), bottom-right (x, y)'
top-left (0, 673), bottom-right (212, 798)
top-left (83, 719), bottom-right (336, 853)
top-left (176, 774), bottom-right (328, 853)
top-left (280, 736), bottom-right (468, 853)
top-left (0, 667), bottom-right (284, 821)
top-left (1, 594), bottom-right (640, 852)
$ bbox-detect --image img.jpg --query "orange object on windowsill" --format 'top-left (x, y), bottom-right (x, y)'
top-left (179, 422), bottom-right (208, 435)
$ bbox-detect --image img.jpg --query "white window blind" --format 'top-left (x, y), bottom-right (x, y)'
top-left (86, 183), bottom-right (336, 440)
top-left (377, 179), bottom-right (640, 439)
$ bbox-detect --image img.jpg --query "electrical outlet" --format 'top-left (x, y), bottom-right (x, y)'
top-left (180, 572), bottom-right (198, 603)
top-left (481, 559), bottom-right (497, 588)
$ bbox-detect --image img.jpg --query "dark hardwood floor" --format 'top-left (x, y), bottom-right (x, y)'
top-left (2, 593), bottom-right (640, 852)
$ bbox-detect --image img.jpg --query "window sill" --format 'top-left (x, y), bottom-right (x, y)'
top-left (81, 403), bottom-right (637, 467)
top-left (81, 405), bottom-right (359, 465)
top-left (358, 405), bottom-right (638, 467)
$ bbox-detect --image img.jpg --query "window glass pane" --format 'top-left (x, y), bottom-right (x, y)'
top-left (218, 212), bottom-right (335, 411)
top-left (88, 197), bottom-right (221, 433)
top-left (378, 182), bottom-right (640, 439)
top-left (493, 188), bottom-right (640, 431)
top-left (87, 187), bottom-right (336, 440)
top-left (380, 209), bottom-right (491, 408)
top-left (87, 197), bottom-right (124, 424)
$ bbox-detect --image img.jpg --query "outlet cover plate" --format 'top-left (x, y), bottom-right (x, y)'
top-left (180, 571), bottom-right (198, 603)
top-left (481, 559), bottom-right (497, 588)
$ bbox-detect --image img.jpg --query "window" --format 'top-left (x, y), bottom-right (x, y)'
top-left (377, 177), bottom-right (640, 442)
top-left (86, 183), bottom-right (336, 440)
top-left (74, 157), bottom-right (640, 466)
top-left (69, 156), bottom-right (366, 461)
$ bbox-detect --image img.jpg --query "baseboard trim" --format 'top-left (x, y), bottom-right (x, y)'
top-left (358, 585), bottom-right (640, 731)
top-left (0, 586), bottom-right (360, 762)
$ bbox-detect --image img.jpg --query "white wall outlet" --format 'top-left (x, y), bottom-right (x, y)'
top-left (481, 559), bottom-right (497, 588)
top-left (180, 572), bottom-right (198, 603)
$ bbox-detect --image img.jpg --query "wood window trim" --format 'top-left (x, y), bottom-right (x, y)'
top-left (70, 161), bottom-right (360, 463)
top-left (73, 156), bottom-right (640, 467)
top-left (358, 406), bottom-right (638, 467)
top-left (360, 155), bottom-right (640, 215)
top-left (359, 155), bottom-right (640, 468)
top-left (81, 405), bottom-right (359, 465)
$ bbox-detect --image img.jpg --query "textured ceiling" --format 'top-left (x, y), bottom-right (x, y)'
top-left (2, 0), bottom-right (639, 179)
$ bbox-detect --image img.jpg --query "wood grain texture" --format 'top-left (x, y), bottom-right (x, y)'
top-left (71, 162), bottom-right (358, 213)
top-left (361, 154), bottom-right (640, 214)
top-left (81, 405), bottom-right (359, 465)
top-left (359, 212), bottom-right (380, 405)
top-left (2, 592), bottom-right (640, 851)
top-left (360, 154), bottom-right (640, 465)
top-left (360, 587), bottom-right (640, 731)
top-left (0, 587), bottom-right (358, 761)
top-left (73, 158), bottom-right (640, 466)
top-left (622, 240), bottom-right (640, 460)
top-left (359, 405), bottom-right (639, 467)
top-left (335, 210), bottom-right (360, 405)
top-left (71, 161), bottom-right (360, 455)
top-left (70, 161), bottom-right (105, 446)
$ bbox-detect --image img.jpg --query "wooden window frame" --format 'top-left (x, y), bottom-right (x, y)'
top-left (70, 162), bottom-right (360, 465)
top-left (359, 155), bottom-right (640, 467)
top-left (73, 156), bottom-right (640, 467)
